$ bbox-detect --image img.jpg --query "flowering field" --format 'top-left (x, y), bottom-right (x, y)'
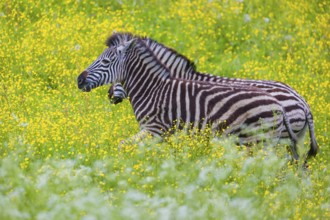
top-left (0, 0), bottom-right (329, 219)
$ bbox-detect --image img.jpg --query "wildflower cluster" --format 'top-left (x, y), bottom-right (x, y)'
top-left (0, 0), bottom-right (329, 219)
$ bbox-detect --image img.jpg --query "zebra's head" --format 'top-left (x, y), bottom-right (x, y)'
top-left (77, 39), bottom-right (135, 92)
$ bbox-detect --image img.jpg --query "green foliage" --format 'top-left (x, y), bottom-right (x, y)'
top-left (0, 0), bottom-right (329, 219)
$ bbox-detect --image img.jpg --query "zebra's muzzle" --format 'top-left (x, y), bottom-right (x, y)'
top-left (77, 71), bottom-right (92, 92)
top-left (78, 82), bottom-right (92, 92)
top-left (81, 85), bottom-right (92, 92)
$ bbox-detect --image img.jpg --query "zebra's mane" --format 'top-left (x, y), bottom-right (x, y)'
top-left (105, 32), bottom-right (197, 72)
top-left (106, 32), bottom-right (147, 47)
top-left (144, 38), bottom-right (197, 72)
top-left (134, 38), bottom-right (172, 79)
top-left (106, 33), bottom-right (171, 79)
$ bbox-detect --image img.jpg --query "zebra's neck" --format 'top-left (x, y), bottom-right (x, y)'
top-left (144, 40), bottom-right (223, 82)
top-left (106, 33), bottom-right (199, 80)
top-left (122, 43), bottom-right (170, 112)
top-left (144, 38), bottom-right (197, 80)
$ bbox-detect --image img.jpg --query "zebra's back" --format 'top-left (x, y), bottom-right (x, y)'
top-left (190, 73), bottom-right (308, 135)
top-left (136, 78), bottom-right (287, 146)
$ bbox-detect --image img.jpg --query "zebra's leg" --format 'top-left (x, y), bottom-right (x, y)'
top-left (282, 113), bottom-right (300, 161)
top-left (296, 122), bottom-right (308, 145)
top-left (108, 83), bottom-right (127, 104)
top-left (108, 85), bottom-right (124, 104)
top-left (298, 124), bottom-right (309, 169)
top-left (300, 112), bottom-right (318, 169)
top-left (118, 129), bottom-right (156, 151)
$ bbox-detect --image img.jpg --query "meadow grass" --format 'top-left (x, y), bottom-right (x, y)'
top-left (0, 0), bottom-right (329, 219)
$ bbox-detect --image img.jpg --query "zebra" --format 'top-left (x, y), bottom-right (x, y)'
top-left (106, 33), bottom-right (318, 160)
top-left (77, 34), bottom-right (300, 160)
top-left (108, 82), bottom-right (127, 104)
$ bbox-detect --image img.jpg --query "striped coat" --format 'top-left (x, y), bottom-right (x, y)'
top-left (106, 33), bottom-right (318, 159)
top-left (77, 36), bottom-right (299, 159)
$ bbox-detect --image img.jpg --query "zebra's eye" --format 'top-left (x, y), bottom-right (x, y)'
top-left (101, 59), bottom-right (110, 65)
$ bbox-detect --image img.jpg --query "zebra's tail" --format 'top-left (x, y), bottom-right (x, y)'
top-left (306, 112), bottom-right (319, 160)
top-left (282, 112), bottom-right (299, 161)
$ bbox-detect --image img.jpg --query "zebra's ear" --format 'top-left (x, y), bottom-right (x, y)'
top-left (117, 39), bottom-right (135, 59)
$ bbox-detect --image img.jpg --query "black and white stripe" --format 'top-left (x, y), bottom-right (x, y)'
top-left (108, 82), bottom-right (127, 104)
top-left (106, 33), bottom-right (318, 160)
top-left (78, 35), bottom-right (300, 159)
